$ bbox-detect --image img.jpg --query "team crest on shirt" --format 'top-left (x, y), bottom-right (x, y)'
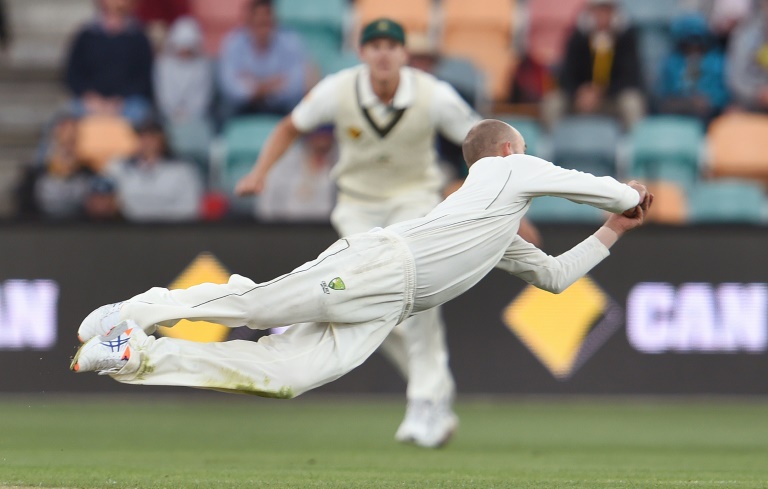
top-left (329, 277), bottom-right (346, 290)
top-left (320, 277), bottom-right (346, 294)
top-left (347, 126), bottom-right (363, 139)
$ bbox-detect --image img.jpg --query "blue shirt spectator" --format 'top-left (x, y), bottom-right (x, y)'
top-left (64, 0), bottom-right (154, 124)
top-left (217, 0), bottom-right (310, 118)
top-left (657, 13), bottom-right (729, 121)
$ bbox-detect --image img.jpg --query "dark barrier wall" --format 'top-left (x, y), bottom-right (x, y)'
top-left (1, 223), bottom-right (767, 395)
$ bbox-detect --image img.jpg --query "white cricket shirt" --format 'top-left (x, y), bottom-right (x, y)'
top-left (386, 154), bottom-right (642, 311)
top-left (291, 65), bottom-right (479, 199)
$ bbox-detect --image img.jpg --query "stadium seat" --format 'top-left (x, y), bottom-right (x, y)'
top-left (644, 181), bottom-right (688, 225)
top-left (708, 113), bottom-right (768, 184)
top-left (166, 118), bottom-right (215, 177)
top-left (75, 115), bottom-right (138, 173)
top-left (439, 0), bottom-right (517, 102)
top-left (630, 116), bottom-right (704, 188)
top-left (617, 0), bottom-right (682, 28)
top-left (354, 0), bottom-right (433, 37)
top-left (434, 56), bottom-right (486, 108)
top-left (526, 196), bottom-right (606, 224)
top-left (551, 116), bottom-right (621, 177)
top-left (274, 0), bottom-right (346, 69)
top-left (497, 116), bottom-right (544, 158)
top-left (219, 115), bottom-right (282, 214)
top-left (688, 179), bottom-right (765, 224)
top-left (190, 0), bottom-right (250, 56)
top-left (318, 50), bottom-right (361, 77)
top-left (526, 0), bottom-right (587, 67)
top-left (441, 0), bottom-right (515, 36)
top-left (439, 31), bottom-right (516, 102)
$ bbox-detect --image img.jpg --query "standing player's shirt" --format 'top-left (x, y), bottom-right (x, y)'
top-left (291, 65), bottom-right (479, 200)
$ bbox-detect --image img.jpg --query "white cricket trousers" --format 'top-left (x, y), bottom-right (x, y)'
top-left (331, 191), bottom-right (455, 403)
top-left (111, 230), bottom-right (415, 398)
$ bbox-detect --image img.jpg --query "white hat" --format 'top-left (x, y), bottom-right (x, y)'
top-left (167, 16), bottom-right (203, 51)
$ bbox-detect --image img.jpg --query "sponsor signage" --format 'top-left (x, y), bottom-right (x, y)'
top-left (0, 280), bottom-right (58, 350)
top-left (0, 224), bottom-right (766, 394)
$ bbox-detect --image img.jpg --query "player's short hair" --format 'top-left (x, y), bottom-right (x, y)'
top-left (462, 119), bottom-right (517, 167)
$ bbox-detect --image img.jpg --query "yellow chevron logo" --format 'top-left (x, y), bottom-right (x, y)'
top-left (503, 276), bottom-right (621, 380)
top-left (156, 252), bottom-right (231, 343)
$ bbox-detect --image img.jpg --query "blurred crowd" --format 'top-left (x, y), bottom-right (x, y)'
top-left (9, 0), bottom-right (768, 224)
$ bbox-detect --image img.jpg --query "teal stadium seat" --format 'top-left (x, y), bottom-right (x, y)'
top-left (221, 115), bottom-right (282, 215)
top-left (617, 0), bottom-right (682, 28)
top-left (551, 116), bottom-right (620, 177)
top-left (166, 118), bottom-right (214, 178)
top-left (525, 196), bottom-right (606, 224)
top-left (275, 0), bottom-right (346, 73)
top-left (318, 50), bottom-right (360, 77)
top-left (499, 116), bottom-right (544, 158)
top-left (688, 180), bottom-right (765, 224)
top-left (630, 116), bottom-right (703, 187)
top-left (435, 57), bottom-right (486, 108)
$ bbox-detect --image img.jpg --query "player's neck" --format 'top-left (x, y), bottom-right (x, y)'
top-left (370, 74), bottom-right (400, 105)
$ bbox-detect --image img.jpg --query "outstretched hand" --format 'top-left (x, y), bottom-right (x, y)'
top-left (607, 191), bottom-right (654, 235)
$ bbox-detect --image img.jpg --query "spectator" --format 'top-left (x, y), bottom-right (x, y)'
top-left (154, 16), bottom-right (213, 123)
top-left (707, 0), bottom-right (752, 48)
top-left (17, 115), bottom-right (95, 219)
top-left (256, 127), bottom-right (336, 222)
top-left (218, 0), bottom-right (310, 118)
top-left (726, 0), bottom-right (768, 111)
top-left (656, 13), bottom-right (729, 122)
top-left (105, 121), bottom-right (203, 222)
top-left (0, 0), bottom-right (10, 55)
top-left (65, 0), bottom-right (154, 124)
top-left (135, 0), bottom-right (190, 49)
top-left (543, 0), bottom-right (645, 130)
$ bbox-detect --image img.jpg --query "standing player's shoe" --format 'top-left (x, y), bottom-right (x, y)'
top-left (70, 322), bottom-right (137, 375)
top-left (395, 399), bottom-right (458, 448)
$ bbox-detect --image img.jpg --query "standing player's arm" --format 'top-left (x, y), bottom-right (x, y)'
top-left (235, 116), bottom-right (302, 195)
top-left (497, 194), bottom-right (652, 293)
top-left (235, 70), bottom-right (341, 196)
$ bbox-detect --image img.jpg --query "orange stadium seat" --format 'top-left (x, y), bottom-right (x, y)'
top-left (75, 115), bottom-right (138, 173)
top-left (355, 0), bottom-right (433, 36)
top-left (190, 0), bottom-right (250, 56)
top-left (439, 0), bottom-right (517, 102)
top-left (708, 113), bottom-right (768, 184)
top-left (644, 181), bottom-right (688, 225)
top-left (526, 0), bottom-right (587, 66)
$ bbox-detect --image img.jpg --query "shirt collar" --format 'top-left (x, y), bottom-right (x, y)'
top-left (357, 66), bottom-right (415, 109)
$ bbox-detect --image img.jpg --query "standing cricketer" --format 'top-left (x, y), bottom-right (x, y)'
top-left (235, 18), bottom-right (479, 447)
top-left (72, 121), bottom-right (652, 432)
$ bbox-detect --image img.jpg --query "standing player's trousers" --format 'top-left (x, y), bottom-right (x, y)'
top-left (330, 190), bottom-right (455, 403)
top-left (111, 231), bottom-right (416, 398)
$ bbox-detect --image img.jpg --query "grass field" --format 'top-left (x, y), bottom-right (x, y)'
top-left (1, 395), bottom-right (767, 488)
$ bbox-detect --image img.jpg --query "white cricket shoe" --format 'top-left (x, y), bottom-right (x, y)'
top-left (70, 322), bottom-right (136, 375)
top-left (77, 302), bottom-right (126, 343)
top-left (394, 399), bottom-right (458, 448)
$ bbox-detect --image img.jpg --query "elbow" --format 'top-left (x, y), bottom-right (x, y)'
top-left (535, 271), bottom-right (570, 294)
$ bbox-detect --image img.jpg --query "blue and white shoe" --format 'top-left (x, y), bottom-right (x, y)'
top-left (77, 302), bottom-right (126, 343)
top-left (70, 322), bottom-right (136, 375)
